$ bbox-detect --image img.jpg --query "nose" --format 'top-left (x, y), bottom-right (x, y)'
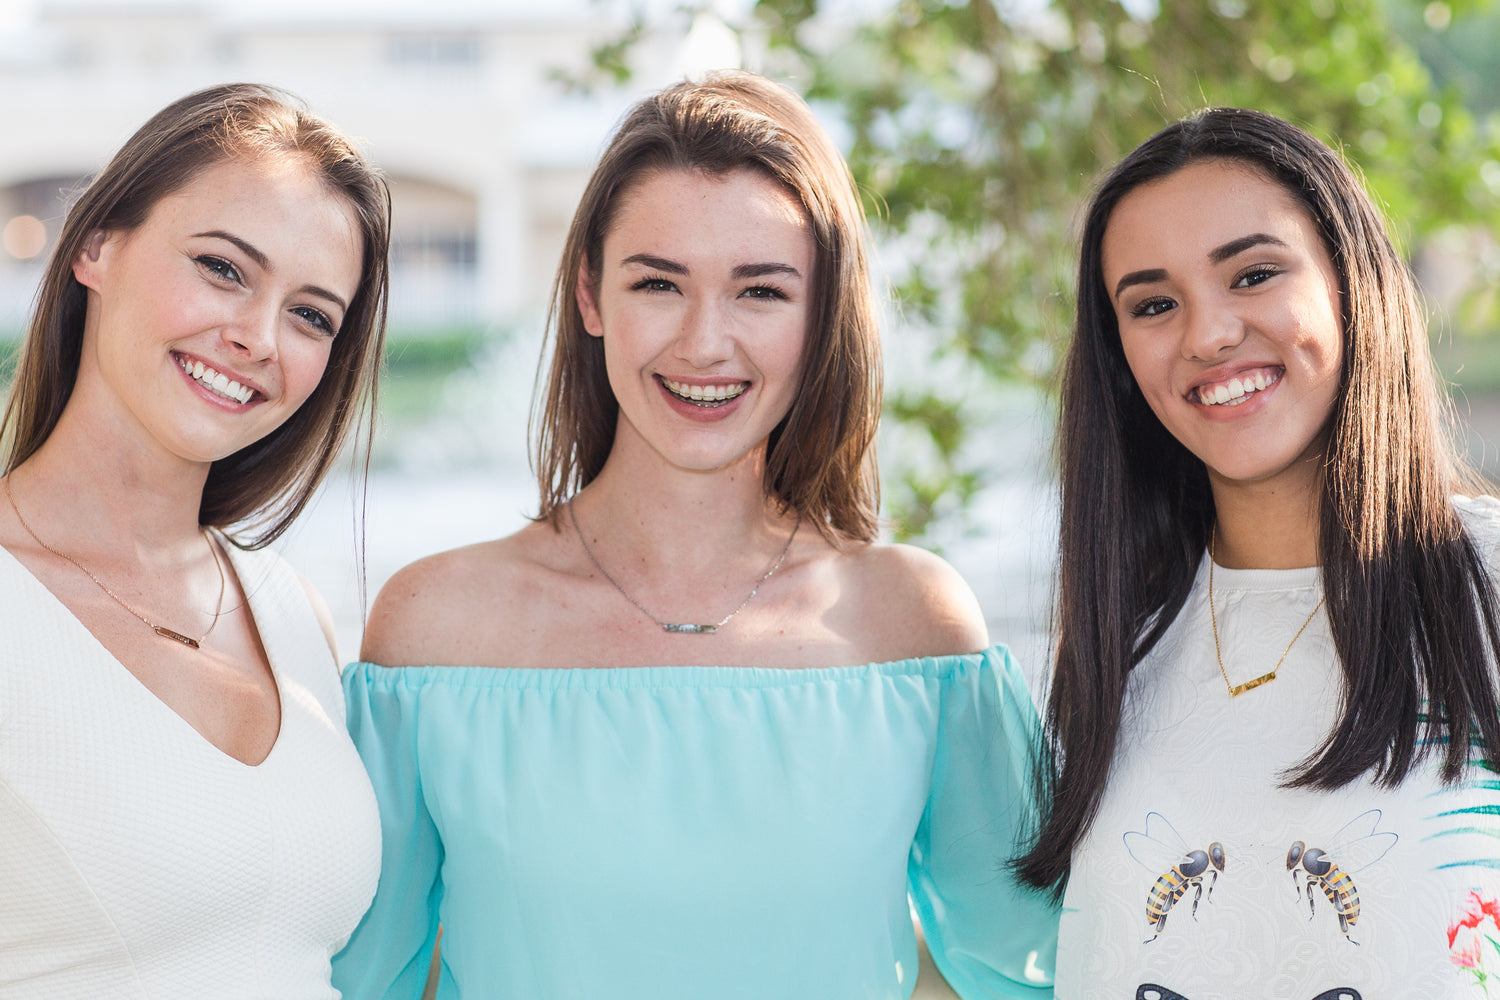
top-left (1179, 300), bottom-right (1244, 362)
top-left (223, 301), bottom-right (279, 363)
top-left (674, 296), bottom-right (732, 368)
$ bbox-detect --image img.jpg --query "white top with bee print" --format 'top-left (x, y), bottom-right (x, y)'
top-left (1056, 495), bottom-right (1500, 1000)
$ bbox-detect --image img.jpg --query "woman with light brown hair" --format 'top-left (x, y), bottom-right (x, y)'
top-left (334, 70), bottom-right (1056, 999)
top-left (0, 82), bottom-right (389, 996)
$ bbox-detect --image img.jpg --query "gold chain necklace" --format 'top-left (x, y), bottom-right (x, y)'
top-left (569, 498), bottom-right (798, 635)
top-left (1208, 526), bottom-right (1324, 697)
top-left (5, 477), bottom-right (227, 649)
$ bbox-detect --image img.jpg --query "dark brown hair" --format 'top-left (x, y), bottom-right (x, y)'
top-left (1, 82), bottom-right (390, 548)
top-left (1016, 107), bottom-right (1500, 897)
top-left (533, 70), bottom-right (880, 541)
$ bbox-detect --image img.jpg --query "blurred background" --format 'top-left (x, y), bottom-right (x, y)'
top-left (3, 0), bottom-right (1500, 674)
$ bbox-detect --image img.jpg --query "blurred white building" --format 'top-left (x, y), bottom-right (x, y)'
top-left (0, 0), bottom-right (744, 335)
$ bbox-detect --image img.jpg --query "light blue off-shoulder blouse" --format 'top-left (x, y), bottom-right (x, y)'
top-left (331, 646), bottom-right (1057, 999)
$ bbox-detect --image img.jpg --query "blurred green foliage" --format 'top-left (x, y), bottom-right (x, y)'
top-left (370, 327), bottom-right (486, 425)
top-left (737, 0), bottom-right (1500, 536)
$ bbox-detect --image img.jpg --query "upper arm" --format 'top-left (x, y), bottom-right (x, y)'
top-left (360, 551), bottom-right (479, 667)
top-left (851, 544), bottom-right (990, 659)
top-left (360, 541), bottom-right (531, 667)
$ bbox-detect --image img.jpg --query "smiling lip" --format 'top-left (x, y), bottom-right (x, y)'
top-left (174, 352), bottom-right (258, 406)
top-left (1190, 365), bottom-right (1283, 407)
top-left (658, 375), bottom-right (750, 407)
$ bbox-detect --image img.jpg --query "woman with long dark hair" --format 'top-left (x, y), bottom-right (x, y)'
top-left (0, 83), bottom-right (389, 996)
top-left (1017, 107), bottom-right (1500, 995)
top-left (333, 70), bottom-right (1056, 999)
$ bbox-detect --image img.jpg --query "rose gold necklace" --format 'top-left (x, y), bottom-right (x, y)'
top-left (1208, 526), bottom-right (1324, 697)
top-left (5, 477), bottom-right (226, 649)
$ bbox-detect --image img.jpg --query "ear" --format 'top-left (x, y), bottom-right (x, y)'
top-left (575, 264), bottom-right (604, 338)
top-left (71, 230), bottom-right (111, 291)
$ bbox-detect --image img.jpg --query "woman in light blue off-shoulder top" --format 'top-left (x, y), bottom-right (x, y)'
top-left (332, 70), bottom-right (1057, 1000)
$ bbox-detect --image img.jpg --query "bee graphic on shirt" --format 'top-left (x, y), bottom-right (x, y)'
top-left (1135, 987), bottom-right (1362, 1000)
top-left (1285, 808), bottom-right (1398, 945)
top-left (1124, 812), bottom-right (1226, 943)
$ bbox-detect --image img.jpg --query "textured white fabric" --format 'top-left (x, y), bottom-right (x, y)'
top-left (1058, 497), bottom-right (1500, 999)
top-left (0, 541), bottom-right (381, 999)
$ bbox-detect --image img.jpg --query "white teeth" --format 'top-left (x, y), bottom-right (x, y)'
top-left (661, 377), bottom-right (748, 405)
top-left (1198, 369), bottom-right (1279, 406)
top-left (178, 356), bottom-right (254, 404)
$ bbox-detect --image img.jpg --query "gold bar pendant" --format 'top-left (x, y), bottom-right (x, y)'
top-left (1228, 670), bottom-right (1275, 697)
top-left (153, 626), bottom-right (201, 649)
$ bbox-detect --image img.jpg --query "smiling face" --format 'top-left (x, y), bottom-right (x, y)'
top-left (576, 167), bottom-right (814, 476)
top-left (1102, 158), bottom-right (1345, 504)
top-left (70, 154), bottom-right (363, 468)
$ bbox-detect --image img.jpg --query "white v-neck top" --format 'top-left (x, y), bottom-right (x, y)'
top-left (0, 540), bottom-right (381, 999)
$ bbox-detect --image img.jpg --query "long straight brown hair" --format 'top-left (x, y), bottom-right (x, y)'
top-left (2, 82), bottom-right (391, 548)
top-left (533, 71), bottom-right (882, 542)
top-left (1015, 108), bottom-right (1500, 898)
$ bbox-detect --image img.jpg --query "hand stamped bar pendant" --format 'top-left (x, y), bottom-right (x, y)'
top-left (153, 625), bottom-right (202, 649)
top-left (1228, 669), bottom-right (1275, 697)
top-left (662, 623), bottom-right (717, 634)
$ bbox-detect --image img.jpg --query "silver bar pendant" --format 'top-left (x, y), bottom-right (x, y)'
top-left (662, 623), bottom-right (716, 634)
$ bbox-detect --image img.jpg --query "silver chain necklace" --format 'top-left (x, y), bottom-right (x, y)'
top-left (568, 498), bottom-right (798, 634)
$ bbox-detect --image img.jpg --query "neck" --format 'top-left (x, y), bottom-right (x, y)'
top-left (574, 439), bottom-right (792, 571)
top-left (1209, 475), bottom-right (1321, 570)
top-left (8, 405), bottom-right (212, 556)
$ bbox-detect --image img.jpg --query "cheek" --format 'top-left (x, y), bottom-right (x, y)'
top-left (284, 338), bottom-right (336, 408)
top-left (768, 309), bottom-right (810, 376)
top-left (1117, 329), bottom-right (1167, 399)
top-left (1287, 295), bottom-right (1345, 383)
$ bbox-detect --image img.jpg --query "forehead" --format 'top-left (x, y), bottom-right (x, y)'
top-left (138, 154), bottom-right (364, 285)
top-left (1101, 158), bottom-right (1323, 276)
top-left (604, 167), bottom-right (811, 256)
top-left (148, 155), bottom-right (361, 241)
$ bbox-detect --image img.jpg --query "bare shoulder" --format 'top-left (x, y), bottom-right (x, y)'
top-left (833, 541), bottom-right (989, 659)
top-left (360, 520), bottom-right (564, 667)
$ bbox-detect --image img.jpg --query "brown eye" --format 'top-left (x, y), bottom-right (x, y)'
top-left (292, 305), bottom-right (336, 336)
top-left (196, 255), bottom-right (242, 284)
top-left (631, 277), bottom-right (678, 293)
top-left (1233, 266), bottom-right (1280, 288)
top-left (1131, 296), bottom-right (1175, 319)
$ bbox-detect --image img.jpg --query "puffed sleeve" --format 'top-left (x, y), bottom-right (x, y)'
top-left (332, 663), bottom-right (445, 1000)
top-left (907, 646), bottom-right (1058, 998)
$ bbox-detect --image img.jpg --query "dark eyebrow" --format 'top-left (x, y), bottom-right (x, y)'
top-left (731, 262), bottom-right (801, 280)
top-left (620, 254), bottom-right (802, 282)
top-left (195, 230), bottom-right (270, 271)
top-left (621, 253), bottom-right (687, 274)
top-left (194, 229), bottom-right (349, 313)
top-left (1113, 268), bottom-right (1167, 301)
top-left (1209, 232), bottom-right (1287, 263)
top-left (1112, 233), bottom-right (1291, 300)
